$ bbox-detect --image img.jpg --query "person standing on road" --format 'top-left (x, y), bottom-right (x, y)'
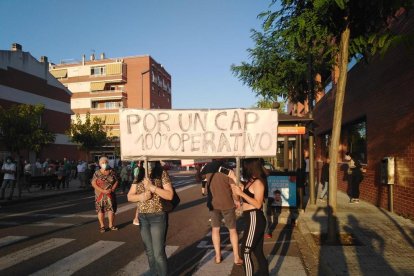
top-left (0, 157), bottom-right (16, 200)
top-left (202, 160), bottom-right (243, 266)
top-left (91, 156), bottom-right (119, 233)
top-left (127, 161), bottom-right (173, 276)
top-left (77, 160), bottom-right (87, 189)
top-left (319, 156), bottom-right (330, 200)
top-left (230, 158), bottom-right (269, 276)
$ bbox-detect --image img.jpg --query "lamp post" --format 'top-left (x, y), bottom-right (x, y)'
top-left (141, 68), bottom-right (151, 109)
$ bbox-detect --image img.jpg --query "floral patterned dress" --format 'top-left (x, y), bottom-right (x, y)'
top-left (93, 169), bottom-right (118, 213)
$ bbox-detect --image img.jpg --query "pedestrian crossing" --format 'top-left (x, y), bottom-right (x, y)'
top-left (0, 238), bottom-right (74, 271)
top-left (0, 232), bottom-right (306, 275)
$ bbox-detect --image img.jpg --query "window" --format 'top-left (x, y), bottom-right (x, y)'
top-left (90, 66), bottom-right (106, 76)
top-left (104, 102), bottom-right (121, 109)
top-left (152, 72), bottom-right (156, 83)
top-left (344, 119), bottom-right (367, 163)
top-left (109, 86), bottom-right (116, 91)
top-left (92, 102), bottom-right (99, 109)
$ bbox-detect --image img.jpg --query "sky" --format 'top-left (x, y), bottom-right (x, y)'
top-left (0, 0), bottom-right (275, 109)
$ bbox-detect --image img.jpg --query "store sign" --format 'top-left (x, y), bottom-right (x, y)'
top-left (119, 108), bottom-right (278, 160)
top-left (278, 126), bottom-right (306, 135)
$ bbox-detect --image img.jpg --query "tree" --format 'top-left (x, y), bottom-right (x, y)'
top-left (235, 0), bottom-right (413, 242)
top-left (255, 97), bottom-right (287, 113)
top-left (0, 104), bottom-right (55, 156)
top-left (66, 113), bottom-right (108, 158)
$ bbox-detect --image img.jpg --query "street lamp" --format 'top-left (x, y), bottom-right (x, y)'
top-left (141, 68), bottom-right (151, 109)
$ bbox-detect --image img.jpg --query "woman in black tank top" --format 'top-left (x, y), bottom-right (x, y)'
top-left (230, 158), bottom-right (269, 276)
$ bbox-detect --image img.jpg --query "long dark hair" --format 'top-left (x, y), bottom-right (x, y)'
top-left (242, 158), bottom-right (266, 185)
top-left (150, 161), bottom-right (163, 180)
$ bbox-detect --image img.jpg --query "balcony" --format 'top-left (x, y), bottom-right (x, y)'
top-left (90, 90), bottom-right (127, 100)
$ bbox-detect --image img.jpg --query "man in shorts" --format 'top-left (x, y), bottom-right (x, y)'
top-left (203, 160), bottom-right (243, 265)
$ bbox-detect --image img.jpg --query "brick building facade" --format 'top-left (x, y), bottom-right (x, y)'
top-left (314, 14), bottom-right (414, 218)
top-left (0, 43), bottom-right (79, 161)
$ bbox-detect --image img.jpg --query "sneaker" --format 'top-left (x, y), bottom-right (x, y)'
top-left (133, 219), bottom-right (139, 226)
top-left (264, 234), bottom-right (272, 239)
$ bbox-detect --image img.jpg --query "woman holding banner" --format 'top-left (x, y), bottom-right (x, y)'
top-left (127, 161), bottom-right (173, 276)
top-left (230, 158), bottom-right (269, 276)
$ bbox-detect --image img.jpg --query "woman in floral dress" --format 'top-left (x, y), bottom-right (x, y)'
top-left (91, 156), bottom-right (119, 233)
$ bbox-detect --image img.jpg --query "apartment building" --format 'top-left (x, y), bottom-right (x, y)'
top-left (0, 43), bottom-right (78, 161)
top-left (50, 54), bottom-right (172, 156)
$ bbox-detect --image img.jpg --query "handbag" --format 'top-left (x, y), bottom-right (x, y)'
top-left (163, 187), bottom-right (180, 212)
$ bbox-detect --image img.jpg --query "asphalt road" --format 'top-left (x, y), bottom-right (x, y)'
top-left (0, 171), bottom-right (307, 276)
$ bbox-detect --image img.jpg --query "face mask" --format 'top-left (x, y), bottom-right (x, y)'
top-left (100, 163), bottom-right (108, 170)
top-left (6, 159), bottom-right (11, 163)
top-left (344, 155), bottom-right (351, 161)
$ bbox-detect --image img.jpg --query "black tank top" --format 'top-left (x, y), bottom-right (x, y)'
top-left (242, 179), bottom-right (256, 203)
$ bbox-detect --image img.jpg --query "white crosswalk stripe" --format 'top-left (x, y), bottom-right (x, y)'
top-left (116, 245), bottom-right (179, 276)
top-left (0, 238), bottom-right (74, 271)
top-left (0, 236), bottom-right (28, 248)
top-left (0, 221), bottom-right (74, 227)
top-left (30, 240), bottom-right (124, 276)
top-left (193, 249), bottom-right (234, 275)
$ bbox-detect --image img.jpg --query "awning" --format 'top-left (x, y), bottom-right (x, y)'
top-left (91, 114), bottom-right (119, 125)
top-left (106, 63), bottom-right (122, 75)
top-left (108, 129), bottom-right (120, 137)
top-left (90, 82), bottom-right (106, 91)
top-left (50, 69), bottom-right (67, 78)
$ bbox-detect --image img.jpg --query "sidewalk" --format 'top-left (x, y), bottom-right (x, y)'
top-left (298, 190), bottom-right (414, 275)
top-left (0, 179), bottom-right (88, 207)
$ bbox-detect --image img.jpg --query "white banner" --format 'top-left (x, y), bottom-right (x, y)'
top-left (119, 108), bottom-right (278, 160)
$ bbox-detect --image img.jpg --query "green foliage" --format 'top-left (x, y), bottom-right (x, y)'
top-left (256, 97), bottom-right (287, 113)
top-left (0, 104), bottom-right (55, 154)
top-left (67, 113), bottom-right (108, 153)
top-left (234, 0), bottom-right (413, 104)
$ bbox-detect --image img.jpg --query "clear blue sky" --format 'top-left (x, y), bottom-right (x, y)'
top-left (0, 0), bottom-right (275, 109)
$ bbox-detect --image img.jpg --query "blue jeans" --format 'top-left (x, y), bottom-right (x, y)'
top-left (139, 212), bottom-right (168, 276)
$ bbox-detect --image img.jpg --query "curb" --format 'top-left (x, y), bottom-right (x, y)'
top-left (0, 189), bottom-right (90, 207)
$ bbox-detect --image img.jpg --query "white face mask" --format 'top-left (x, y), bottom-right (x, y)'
top-left (100, 163), bottom-right (108, 170)
top-left (344, 155), bottom-right (351, 161)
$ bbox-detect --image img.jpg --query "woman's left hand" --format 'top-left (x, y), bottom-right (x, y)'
top-left (143, 178), bottom-right (155, 192)
top-left (231, 183), bottom-right (243, 196)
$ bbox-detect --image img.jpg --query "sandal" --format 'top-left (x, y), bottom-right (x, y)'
top-left (234, 259), bottom-right (243, 266)
top-left (109, 226), bottom-right (118, 231)
top-left (100, 227), bottom-right (106, 233)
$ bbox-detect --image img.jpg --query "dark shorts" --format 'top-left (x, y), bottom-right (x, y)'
top-left (210, 208), bottom-right (236, 229)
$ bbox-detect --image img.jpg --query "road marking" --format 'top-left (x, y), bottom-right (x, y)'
top-left (0, 238), bottom-right (74, 270)
top-left (176, 184), bottom-right (197, 192)
top-left (2, 203), bottom-right (79, 218)
top-left (30, 240), bottom-right (124, 276)
top-left (0, 236), bottom-right (28, 248)
top-left (116, 245), bottom-right (178, 275)
top-left (206, 231), bottom-right (229, 236)
top-left (0, 221), bottom-right (74, 227)
top-left (193, 249), bottom-right (234, 275)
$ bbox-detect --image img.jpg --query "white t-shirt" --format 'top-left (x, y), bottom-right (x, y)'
top-left (77, 163), bottom-right (86, 173)
top-left (2, 163), bottom-right (16, 180)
